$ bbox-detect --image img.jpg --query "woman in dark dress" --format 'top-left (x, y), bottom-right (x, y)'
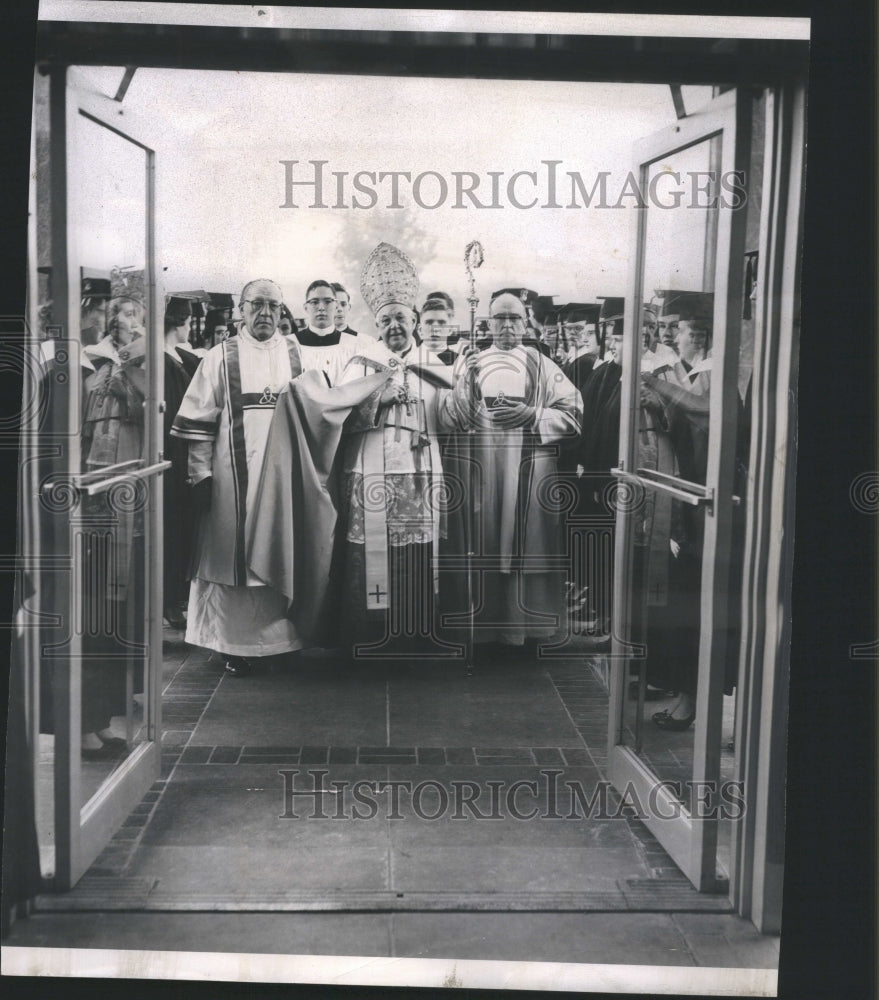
top-left (78, 295), bottom-right (148, 756)
top-left (163, 297), bottom-right (195, 627)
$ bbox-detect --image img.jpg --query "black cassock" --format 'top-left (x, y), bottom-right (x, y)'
top-left (163, 351), bottom-right (195, 613)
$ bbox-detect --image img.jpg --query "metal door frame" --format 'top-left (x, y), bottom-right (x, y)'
top-left (45, 65), bottom-right (165, 888)
top-left (607, 87), bottom-right (750, 892)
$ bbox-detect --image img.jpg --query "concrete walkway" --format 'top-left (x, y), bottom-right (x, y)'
top-left (7, 627), bottom-right (779, 973)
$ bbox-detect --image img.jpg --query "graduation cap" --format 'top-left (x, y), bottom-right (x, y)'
top-left (81, 276), bottom-right (111, 301)
top-left (205, 308), bottom-right (231, 335)
top-left (530, 295), bottom-right (557, 324)
top-left (598, 297), bottom-right (624, 322)
top-left (658, 290), bottom-right (713, 327)
top-left (595, 297), bottom-right (624, 345)
top-left (208, 292), bottom-right (235, 316)
top-left (560, 303), bottom-right (600, 326)
top-left (165, 295), bottom-right (193, 323)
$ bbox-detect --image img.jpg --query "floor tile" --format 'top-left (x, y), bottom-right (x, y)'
top-left (126, 844), bottom-right (390, 893)
top-left (5, 912), bottom-right (393, 955)
top-left (389, 845), bottom-right (647, 893)
top-left (387, 668), bottom-right (583, 745)
top-left (139, 764), bottom-right (388, 848)
top-left (671, 914), bottom-right (781, 969)
top-left (189, 675), bottom-right (388, 746)
top-left (389, 912), bottom-right (695, 965)
top-left (381, 764), bottom-right (628, 849)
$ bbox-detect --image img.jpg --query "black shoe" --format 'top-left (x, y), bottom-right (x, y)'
top-left (81, 737), bottom-right (127, 760)
top-left (224, 656), bottom-right (253, 677)
top-left (97, 733), bottom-right (128, 751)
top-left (652, 708), bottom-right (696, 731)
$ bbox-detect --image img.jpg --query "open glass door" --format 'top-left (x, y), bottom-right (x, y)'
top-left (36, 66), bottom-right (166, 888)
top-left (607, 88), bottom-right (750, 892)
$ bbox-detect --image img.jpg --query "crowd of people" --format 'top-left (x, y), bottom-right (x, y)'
top-left (40, 241), bottom-right (739, 755)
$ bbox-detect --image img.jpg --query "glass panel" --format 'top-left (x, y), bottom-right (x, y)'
top-left (620, 135), bottom-right (730, 817)
top-left (70, 109), bottom-right (150, 802)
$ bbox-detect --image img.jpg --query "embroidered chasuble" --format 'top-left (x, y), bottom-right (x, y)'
top-left (450, 345), bottom-right (583, 645)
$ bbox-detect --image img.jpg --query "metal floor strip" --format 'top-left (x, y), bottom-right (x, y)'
top-left (34, 884), bottom-right (733, 914)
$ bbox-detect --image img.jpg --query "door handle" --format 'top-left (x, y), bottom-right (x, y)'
top-left (81, 461), bottom-right (172, 496)
top-left (611, 467), bottom-right (713, 509)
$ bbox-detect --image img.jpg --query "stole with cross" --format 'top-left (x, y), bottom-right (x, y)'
top-left (382, 356), bottom-right (431, 456)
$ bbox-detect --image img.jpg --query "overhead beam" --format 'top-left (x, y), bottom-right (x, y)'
top-left (36, 22), bottom-right (809, 87)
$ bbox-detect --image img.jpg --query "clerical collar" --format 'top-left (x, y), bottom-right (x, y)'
top-left (297, 326), bottom-right (342, 347)
top-left (239, 327), bottom-right (281, 350)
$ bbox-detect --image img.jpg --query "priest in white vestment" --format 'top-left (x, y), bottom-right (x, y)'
top-left (170, 279), bottom-right (305, 675)
top-left (451, 290), bottom-right (583, 651)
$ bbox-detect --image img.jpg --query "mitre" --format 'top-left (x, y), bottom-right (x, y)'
top-left (360, 242), bottom-right (419, 315)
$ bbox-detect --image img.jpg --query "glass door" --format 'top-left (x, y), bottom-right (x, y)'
top-left (37, 67), bottom-right (166, 888)
top-left (607, 88), bottom-right (751, 892)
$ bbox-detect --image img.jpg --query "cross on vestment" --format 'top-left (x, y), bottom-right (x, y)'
top-left (370, 584), bottom-right (388, 605)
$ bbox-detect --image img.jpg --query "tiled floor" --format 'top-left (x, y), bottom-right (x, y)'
top-left (12, 627), bottom-right (778, 969)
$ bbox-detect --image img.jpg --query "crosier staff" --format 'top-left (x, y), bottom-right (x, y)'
top-left (462, 240), bottom-right (484, 676)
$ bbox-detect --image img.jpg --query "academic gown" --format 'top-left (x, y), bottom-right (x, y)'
top-left (559, 350), bottom-right (596, 474)
top-left (578, 360), bottom-right (622, 477)
top-left (584, 362), bottom-right (679, 644)
top-left (163, 349), bottom-right (194, 612)
top-left (642, 357), bottom-right (745, 696)
top-left (80, 336), bottom-right (148, 730)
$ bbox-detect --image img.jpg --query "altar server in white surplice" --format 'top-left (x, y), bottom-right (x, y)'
top-left (286, 278), bottom-right (369, 387)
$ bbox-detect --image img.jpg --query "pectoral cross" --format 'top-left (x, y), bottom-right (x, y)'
top-left (401, 366), bottom-right (414, 415)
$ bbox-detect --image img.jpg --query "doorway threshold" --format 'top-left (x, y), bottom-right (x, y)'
top-left (34, 876), bottom-right (733, 914)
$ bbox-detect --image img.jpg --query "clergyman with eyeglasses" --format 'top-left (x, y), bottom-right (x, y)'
top-left (170, 279), bottom-right (308, 677)
top-left (450, 288), bottom-right (583, 655)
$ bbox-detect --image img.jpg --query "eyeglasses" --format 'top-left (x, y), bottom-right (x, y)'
top-left (378, 312), bottom-right (412, 326)
top-left (305, 297), bottom-right (336, 308)
top-left (491, 313), bottom-right (526, 326)
top-left (242, 299), bottom-right (282, 313)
